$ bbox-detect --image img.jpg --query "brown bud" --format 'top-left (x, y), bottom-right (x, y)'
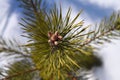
top-left (54, 41), bottom-right (58, 45)
top-left (51, 34), bottom-right (57, 41)
top-left (48, 32), bottom-right (53, 37)
top-left (48, 40), bottom-right (51, 43)
top-left (55, 31), bottom-right (58, 36)
top-left (58, 35), bottom-right (62, 40)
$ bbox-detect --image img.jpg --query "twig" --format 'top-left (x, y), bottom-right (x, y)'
top-left (80, 27), bottom-right (114, 47)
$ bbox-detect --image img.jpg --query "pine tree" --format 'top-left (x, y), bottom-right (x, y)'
top-left (0, 0), bottom-right (120, 80)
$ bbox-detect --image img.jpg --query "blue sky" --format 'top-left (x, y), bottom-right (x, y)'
top-left (51, 0), bottom-right (113, 19)
top-left (0, 0), bottom-right (120, 80)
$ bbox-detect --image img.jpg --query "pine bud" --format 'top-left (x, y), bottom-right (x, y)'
top-left (48, 31), bottom-right (62, 47)
top-left (58, 35), bottom-right (62, 40)
top-left (51, 34), bottom-right (57, 41)
top-left (55, 31), bottom-right (58, 36)
top-left (48, 40), bottom-right (51, 43)
top-left (54, 41), bottom-right (58, 45)
top-left (48, 32), bottom-right (53, 37)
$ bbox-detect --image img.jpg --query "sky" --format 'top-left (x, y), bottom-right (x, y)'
top-left (0, 0), bottom-right (120, 80)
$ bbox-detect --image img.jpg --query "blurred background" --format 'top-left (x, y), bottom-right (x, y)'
top-left (0, 0), bottom-right (120, 80)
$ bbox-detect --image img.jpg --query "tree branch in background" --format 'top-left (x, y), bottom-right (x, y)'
top-left (1, 68), bottom-right (38, 80)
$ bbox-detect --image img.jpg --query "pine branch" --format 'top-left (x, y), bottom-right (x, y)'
top-left (1, 68), bottom-right (38, 80)
top-left (0, 47), bottom-right (29, 57)
top-left (19, 0), bottom-right (102, 79)
top-left (81, 12), bottom-right (120, 47)
top-left (30, 0), bottom-right (37, 13)
top-left (0, 37), bottom-right (30, 57)
top-left (0, 59), bottom-right (39, 80)
top-left (81, 27), bottom-right (114, 47)
top-left (0, 0), bottom-right (107, 80)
